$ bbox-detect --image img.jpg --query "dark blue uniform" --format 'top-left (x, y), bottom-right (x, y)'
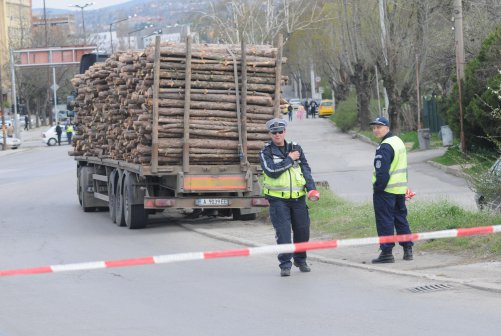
top-left (260, 140), bottom-right (316, 270)
top-left (373, 132), bottom-right (413, 252)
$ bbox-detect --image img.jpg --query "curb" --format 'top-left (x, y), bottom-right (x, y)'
top-left (427, 160), bottom-right (469, 179)
top-left (348, 130), bottom-right (379, 146)
top-left (182, 224), bottom-right (501, 294)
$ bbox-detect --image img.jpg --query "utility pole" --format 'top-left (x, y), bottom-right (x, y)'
top-left (375, 65), bottom-right (381, 116)
top-left (310, 62), bottom-right (316, 99)
top-left (1, 65), bottom-right (6, 151)
top-left (415, 54), bottom-right (421, 129)
top-left (453, 0), bottom-right (465, 80)
top-left (44, 0), bottom-right (52, 126)
top-left (69, 3), bottom-right (94, 46)
top-left (453, 0), bottom-right (466, 152)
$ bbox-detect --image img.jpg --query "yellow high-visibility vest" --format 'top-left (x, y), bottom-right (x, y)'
top-left (263, 165), bottom-right (306, 199)
top-left (372, 136), bottom-right (408, 194)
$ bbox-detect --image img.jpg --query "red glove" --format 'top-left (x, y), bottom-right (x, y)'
top-left (308, 190), bottom-right (320, 202)
top-left (405, 188), bottom-right (416, 200)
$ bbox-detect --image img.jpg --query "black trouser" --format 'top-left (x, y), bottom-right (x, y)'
top-left (373, 191), bottom-right (413, 252)
top-left (57, 134), bottom-right (61, 145)
top-left (268, 196), bottom-right (310, 269)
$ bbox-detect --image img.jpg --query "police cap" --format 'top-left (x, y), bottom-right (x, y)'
top-left (369, 116), bottom-right (390, 127)
top-left (265, 118), bottom-right (288, 132)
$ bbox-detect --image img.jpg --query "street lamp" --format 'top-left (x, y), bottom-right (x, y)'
top-left (109, 14), bottom-right (136, 54)
top-left (127, 24), bottom-right (154, 49)
top-left (68, 2), bottom-right (94, 46)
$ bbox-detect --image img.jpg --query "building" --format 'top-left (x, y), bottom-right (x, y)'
top-left (0, 0), bottom-right (32, 101)
top-left (32, 13), bottom-right (76, 37)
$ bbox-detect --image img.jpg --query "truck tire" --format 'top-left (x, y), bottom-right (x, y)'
top-left (123, 173), bottom-right (148, 229)
top-left (115, 171), bottom-right (126, 227)
top-left (108, 170), bottom-right (117, 223)
top-left (232, 209), bottom-right (257, 221)
top-left (77, 166), bottom-right (82, 206)
top-left (79, 166), bottom-right (96, 212)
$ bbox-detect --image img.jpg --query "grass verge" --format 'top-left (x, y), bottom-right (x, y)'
top-left (307, 187), bottom-right (501, 259)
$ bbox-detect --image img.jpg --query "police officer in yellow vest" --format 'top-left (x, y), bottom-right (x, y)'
top-left (260, 118), bottom-right (319, 277)
top-left (370, 116), bottom-right (413, 263)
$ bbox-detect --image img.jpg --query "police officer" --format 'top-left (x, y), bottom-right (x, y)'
top-left (370, 116), bottom-right (413, 263)
top-left (259, 118), bottom-right (320, 276)
top-left (66, 122), bottom-right (74, 145)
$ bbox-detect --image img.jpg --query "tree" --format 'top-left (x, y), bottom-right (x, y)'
top-left (194, 0), bottom-right (332, 45)
top-left (445, 23), bottom-right (501, 151)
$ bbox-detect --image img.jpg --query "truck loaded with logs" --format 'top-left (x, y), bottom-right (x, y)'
top-left (69, 35), bottom-right (286, 229)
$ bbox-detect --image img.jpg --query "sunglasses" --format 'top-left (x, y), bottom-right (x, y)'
top-left (271, 130), bottom-right (284, 135)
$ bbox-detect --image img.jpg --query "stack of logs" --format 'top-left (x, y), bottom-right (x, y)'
top-left (69, 42), bottom-right (286, 166)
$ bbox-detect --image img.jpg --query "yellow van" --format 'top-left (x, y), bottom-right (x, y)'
top-left (318, 99), bottom-right (334, 117)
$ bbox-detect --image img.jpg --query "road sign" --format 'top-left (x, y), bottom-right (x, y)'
top-left (51, 84), bottom-right (59, 91)
top-left (319, 87), bottom-right (324, 94)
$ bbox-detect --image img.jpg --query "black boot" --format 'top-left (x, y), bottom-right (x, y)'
top-left (403, 246), bottom-right (413, 261)
top-left (372, 250), bottom-right (395, 264)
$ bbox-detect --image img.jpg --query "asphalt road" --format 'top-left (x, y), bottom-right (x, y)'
top-left (1, 140), bottom-right (500, 335)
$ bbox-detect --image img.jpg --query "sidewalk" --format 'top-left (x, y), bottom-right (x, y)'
top-left (181, 219), bottom-right (501, 293)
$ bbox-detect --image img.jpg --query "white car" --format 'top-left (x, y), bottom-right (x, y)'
top-left (288, 98), bottom-right (302, 111)
top-left (0, 135), bottom-right (22, 150)
top-left (42, 125), bottom-right (68, 146)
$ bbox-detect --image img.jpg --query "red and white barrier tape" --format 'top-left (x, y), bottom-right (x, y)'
top-left (1, 225), bottom-right (500, 277)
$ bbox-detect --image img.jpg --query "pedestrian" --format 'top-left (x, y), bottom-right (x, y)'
top-left (296, 105), bottom-right (305, 120)
top-left (310, 100), bottom-right (317, 119)
top-left (24, 115), bottom-right (29, 130)
top-left (287, 104), bottom-right (293, 122)
top-left (6, 123), bottom-right (14, 137)
top-left (66, 122), bottom-right (74, 145)
top-left (55, 122), bottom-right (63, 146)
top-left (304, 100), bottom-right (310, 119)
top-left (259, 118), bottom-right (320, 277)
top-left (369, 116), bottom-right (413, 263)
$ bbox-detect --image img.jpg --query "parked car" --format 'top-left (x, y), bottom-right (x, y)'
top-left (475, 157), bottom-right (501, 212)
top-left (288, 98), bottom-right (302, 112)
top-left (318, 99), bottom-right (335, 117)
top-left (0, 118), bottom-right (12, 127)
top-left (0, 135), bottom-right (22, 150)
top-left (42, 125), bottom-right (68, 146)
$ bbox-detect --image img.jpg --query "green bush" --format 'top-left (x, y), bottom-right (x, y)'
top-left (332, 93), bottom-right (358, 132)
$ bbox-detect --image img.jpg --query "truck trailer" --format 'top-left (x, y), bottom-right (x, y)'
top-left (70, 36), bottom-right (285, 229)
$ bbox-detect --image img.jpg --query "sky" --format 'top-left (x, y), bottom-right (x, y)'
top-left (32, 0), bottom-right (133, 10)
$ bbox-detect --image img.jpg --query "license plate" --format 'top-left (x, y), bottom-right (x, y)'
top-left (195, 198), bottom-right (230, 206)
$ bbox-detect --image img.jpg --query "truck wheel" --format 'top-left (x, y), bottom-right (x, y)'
top-left (115, 171), bottom-right (126, 227)
top-left (79, 166), bottom-right (96, 212)
top-left (232, 209), bottom-right (257, 221)
top-left (108, 170), bottom-right (117, 223)
top-left (123, 173), bottom-right (148, 229)
top-left (77, 166), bottom-right (82, 206)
